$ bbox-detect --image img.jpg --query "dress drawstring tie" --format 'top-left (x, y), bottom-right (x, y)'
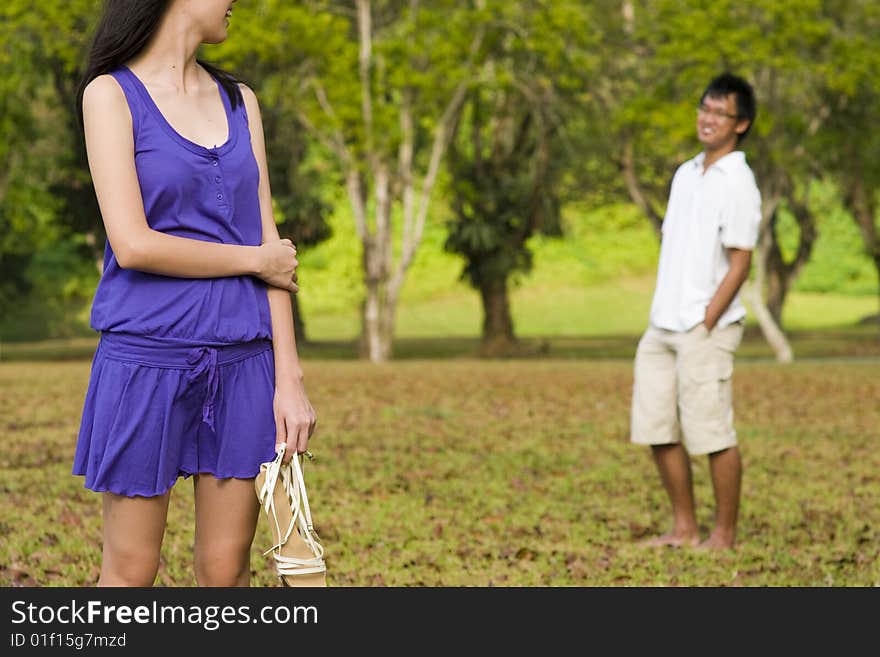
top-left (186, 346), bottom-right (220, 431)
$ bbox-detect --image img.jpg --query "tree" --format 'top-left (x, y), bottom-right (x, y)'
top-left (444, 0), bottom-right (596, 355)
top-left (590, 0), bottom-right (837, 361)
top-left (226, 1), bottom-right (489, 362)
top-left (214, 28), bottom-right (336, 344)
top-left (821, 0), bottom-right (880, 324)
top-left (0, 1), bottom-right (335, 339)
top-left (260, 110), bottom-right (334, 343)
top-left (0, 1), bottom-right (102, 330)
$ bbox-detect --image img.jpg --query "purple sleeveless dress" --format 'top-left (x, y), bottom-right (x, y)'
top-left (72, 66), bottom-right (278, 497)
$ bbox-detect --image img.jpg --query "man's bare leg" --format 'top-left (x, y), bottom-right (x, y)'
top-left (640, 443), bottom-right (700, 547)
top-left (700, 446), bottom-right (742, 550)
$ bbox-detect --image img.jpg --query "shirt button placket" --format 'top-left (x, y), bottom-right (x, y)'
top-left (210, 154), bottom-right (227, 208)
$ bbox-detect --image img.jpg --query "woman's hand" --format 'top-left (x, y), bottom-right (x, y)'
top-left (257, 239), bottom-right (299, 292)
top-left (273, 378), bottom-right (317, 463)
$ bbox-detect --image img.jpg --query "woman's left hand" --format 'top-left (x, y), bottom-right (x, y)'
top-left (273, 379), bottom-right (317, 463)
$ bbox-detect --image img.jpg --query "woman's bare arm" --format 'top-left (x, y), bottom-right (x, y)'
top-left (82, 75), bottom-right (297, 291)
top-left (241, 83), bottom-right (316, 460)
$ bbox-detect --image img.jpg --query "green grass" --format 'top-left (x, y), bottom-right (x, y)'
top-left (779, 291), bottom-right (878, 330)
top-left (2, 354), bottom-right (878, 587)
top-left (3, 322), bottom-right (879, 364)
top-left (304, 278), bottom-right (657, 340)
top-left (2, 199), bottom-right (877, 587)
top-left (301, 275), bottom-right (878, 342)
top-left (291, 194), bottom-right (878, 339)
top-left (285, 198), bottom-right (875, 341)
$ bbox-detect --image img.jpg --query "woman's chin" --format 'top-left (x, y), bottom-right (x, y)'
top-left (203, 28), bottom-right (229, 45)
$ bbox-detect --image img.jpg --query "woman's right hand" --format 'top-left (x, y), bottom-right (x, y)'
top-left (257, 238), bottom-right (299, 292)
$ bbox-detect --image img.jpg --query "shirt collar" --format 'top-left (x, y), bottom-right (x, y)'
top-left (693, 150), bottom-right (745, 174)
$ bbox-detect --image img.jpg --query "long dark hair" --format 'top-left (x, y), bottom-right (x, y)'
top-left (75, 0), bottom-right (242, 129)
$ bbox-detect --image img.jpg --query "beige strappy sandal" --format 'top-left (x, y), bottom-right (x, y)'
top-left (255, 444), bottom-right (326, 587)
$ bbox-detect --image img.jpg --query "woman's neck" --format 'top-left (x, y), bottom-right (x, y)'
top-left (126, 9), bottom-right (203, 91)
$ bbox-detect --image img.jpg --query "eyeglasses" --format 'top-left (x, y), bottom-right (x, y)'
top-left (696, 104), bottom-right (738, 120)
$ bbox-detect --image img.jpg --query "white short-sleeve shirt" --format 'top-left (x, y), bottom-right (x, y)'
top-left (649, 150), bottom-right (762, 332)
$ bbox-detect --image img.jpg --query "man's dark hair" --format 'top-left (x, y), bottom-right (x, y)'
top-left (701, 72), bottom-right (757, 144)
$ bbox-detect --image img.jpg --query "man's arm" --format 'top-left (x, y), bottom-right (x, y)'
top-left (703, 248), bottom-right (752, 330)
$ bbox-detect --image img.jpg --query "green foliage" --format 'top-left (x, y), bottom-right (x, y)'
top-left (528, 203), bottom-right (658, 285)
top-left (2, 0), bottom-right (879, 347)
top-left (776, 180), bottom-right (877, 295)
top-left (441, 0), bottom-right (603, 342)
top-left (4, 188), bottom-right (874, 343)
top-left (1, 0), bottom-right (103, 319)
top-left (295, 199), bottom-right (657, 323)
top-left (290, 197), bottom-right (874, 341)
top-left (217, 0), bottom-right (488, 177)
top-left (209, 1), bottom-right (342, 246)
top-left (0, 240), bottom-right (98, 341)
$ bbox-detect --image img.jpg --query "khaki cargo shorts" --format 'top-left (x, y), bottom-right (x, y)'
top-left (630, 321), bottom-right (744, 456)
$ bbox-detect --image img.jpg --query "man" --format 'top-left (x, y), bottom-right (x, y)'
top-left (631, 72), bottom-right (761, 550)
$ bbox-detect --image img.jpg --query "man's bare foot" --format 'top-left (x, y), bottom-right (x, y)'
top-left (638, 533), bottom-right (700, 548)
top-left (696, 534), bottom-right (735, 551)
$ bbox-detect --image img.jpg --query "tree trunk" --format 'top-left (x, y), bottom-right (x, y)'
top-left (378, 292), bottom-right (396, 362)
top-left (874, 253), bottom-right (880, 325)
top-left (765, 240), bottom-right (790, 327)
top-left (478, 274), bottom-right (516, 356)
top-left (751, 196), bottom-right (794, 362)
top-left (290, 293), bottom-right (307, 345)
top-left (763, 193), bottom-right (818, 327)
top-left (844, 174), bottom-right (880, 325)
top-left (743, 281), bottom-right (793, 363)
top-left (749, 229), bottom-right (793, 363)
top-left (360, 279), bottom-right (383, 362)
top-left (302, 1), bottom-right (481, 363)
top-left (621, 139), bottom-right (663, 237)
top-left (359, 274), bottom-right (396, 362)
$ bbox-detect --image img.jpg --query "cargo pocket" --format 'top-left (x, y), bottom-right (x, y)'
top-left (715, 357), bottom-right (735, 420)
top-left (684, 346), bottom-right (734, 423)
top-left (691, 353), bottom-right (734, 384)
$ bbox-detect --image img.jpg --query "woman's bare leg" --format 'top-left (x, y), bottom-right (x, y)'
top-left (193, 474), bottom-right (260, 587)
top-left (98, 491), bottom-right (171, 586)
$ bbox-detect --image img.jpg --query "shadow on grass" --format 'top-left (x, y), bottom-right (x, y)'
top-left (2, 323), bottom-right (877, 362)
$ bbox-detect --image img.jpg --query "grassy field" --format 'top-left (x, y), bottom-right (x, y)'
top-left (2, 200), bottom-right (877, 587)
top-left (4, 314), bottom-right (879, 364)
top-left (2, 331), bottom-right (878, 587)
top-left (303, 278), bottom-right (879, 342)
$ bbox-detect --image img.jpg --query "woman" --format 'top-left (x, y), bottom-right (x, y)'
top-left (73, 0), bottom-right (316, 587)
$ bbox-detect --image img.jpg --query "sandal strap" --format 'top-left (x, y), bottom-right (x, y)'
top-left (257, 444), bottom-right (326, 578)
top-left (273, 553), bottom-right (327, 576)
top-left (287, 456), bottom-right (324, 558)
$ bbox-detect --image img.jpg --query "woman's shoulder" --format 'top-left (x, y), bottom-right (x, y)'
top-left (82, 73), bottom-right (135, 134)
top-left (236, 83), bottom-right (263, 126)
top-left (83, 73), bottom-right (128, 108)
top-left (237, 82), bottom-right (259, 107)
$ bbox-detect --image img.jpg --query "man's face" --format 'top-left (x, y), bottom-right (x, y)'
top-left (696, 93), bottom-right (749, 151)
